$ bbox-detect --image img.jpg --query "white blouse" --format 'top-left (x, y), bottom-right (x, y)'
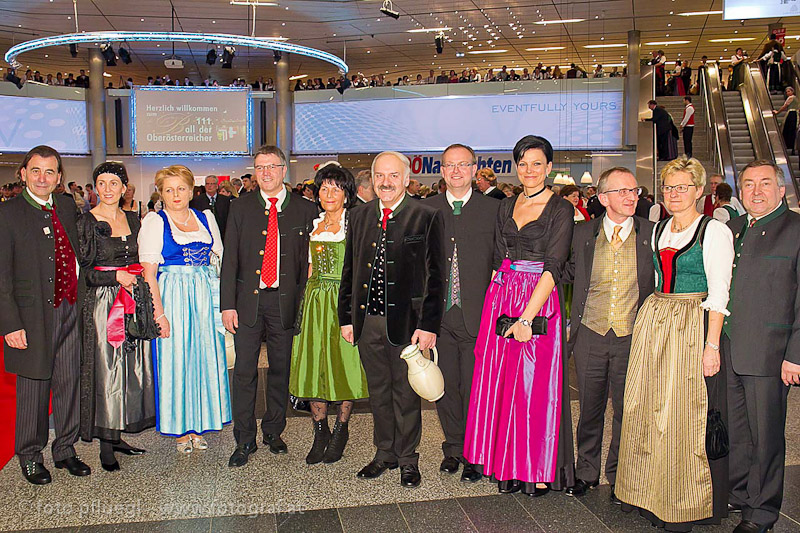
top-left (308, 211), bottom-right (346, 263)
top-left (138, 209), bottom-right (223, 265)
top-left (652, 216), bottom-right (734, 315)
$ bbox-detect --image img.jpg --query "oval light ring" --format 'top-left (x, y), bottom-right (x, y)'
top-left (5, 31), bottom-right (349, 74)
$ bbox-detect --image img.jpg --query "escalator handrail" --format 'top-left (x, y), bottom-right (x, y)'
top-left (744, 63), bottom-right (800, 212)
top-left (702, 64), bottom-right (736, 186)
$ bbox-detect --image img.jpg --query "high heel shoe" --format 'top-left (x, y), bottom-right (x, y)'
top-left (101, 460), bottom-right (120, 472)
top-left (322, 420), bottom-right (349, 464)
top-left (305, 419), bottom-right (331, 465)
top-left (498, 479), bottom-right (521, 494)
top-left (176, 439), bottom-right (193, 454)
top-left (190, 435), bottom-right (208, 450)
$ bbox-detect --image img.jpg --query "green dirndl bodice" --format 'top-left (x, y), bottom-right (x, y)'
top-left (289, 238), bottom-right (369, 401)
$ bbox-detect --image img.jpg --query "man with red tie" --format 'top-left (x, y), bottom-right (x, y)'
top-left (221, 145), bottom-right (317, 467)
top-left (339, 151), bottom-right (446, 487)
top-left (0, 145), bottom-right (89, 484)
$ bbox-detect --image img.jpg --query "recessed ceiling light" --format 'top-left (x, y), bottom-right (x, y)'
top-left (644, 40), bottom-right (691, 45)
top-left (525, 47), bottom-right (566, 52)
top-left (468, 49), bottom-right (508, 54)
top-left (709, 37), bottom-right (755, 42)
top-left (289, 74), bottom-right (307, 80)
top-left (584, 44), bottom-right (626, 48)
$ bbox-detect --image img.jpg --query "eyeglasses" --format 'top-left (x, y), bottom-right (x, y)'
top-left (603, 187), bottom-right (642, 197)
top-left (255, 164), bottom-right (285, 172)
top-left (443, 162), bottom-right (475, 170)
top-left (660, 184), bottom-right (697, 194)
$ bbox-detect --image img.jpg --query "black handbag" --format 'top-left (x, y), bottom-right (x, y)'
top-left (495, 314), bottom-right (547, 337)
top-left (705, 374), bottom-right (730, 460)
top-left (124, 276), bottom-right (161, 342)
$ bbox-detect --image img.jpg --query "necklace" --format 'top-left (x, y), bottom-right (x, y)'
top-left (322, 211), bottom-right (342, 231)
top-left (671, 214), bottom-right (699, 233)
top-left (522, 186), bottom-right (546, 199)
top-left (172, 211), bottom-right (192, 226)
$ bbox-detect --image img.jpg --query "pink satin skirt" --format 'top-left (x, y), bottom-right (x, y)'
top-left (464, 259), bottom-right (563, 483)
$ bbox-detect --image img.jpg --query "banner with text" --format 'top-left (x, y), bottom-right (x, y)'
top-left (132, 87), bottom-right (251, 156)
top-left (294, 90), bottom-right (623, 154)
top-left (0, 95), bottom-right (88, 154)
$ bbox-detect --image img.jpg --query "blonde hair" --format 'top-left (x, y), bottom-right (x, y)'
top-left (220, 180), bottom-right (239, 198)
top-left (477, 167), bottom-right (497, 185)
top-left (660, 155), bottom-right (706, 189)
top-left (155, 165), bottom-right (194, 193)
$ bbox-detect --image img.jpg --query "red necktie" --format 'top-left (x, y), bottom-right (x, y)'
top-left (42, 204), bottom-right (78, 307)
top-left (261, 197), bottom-right (279, 287)
top-left (381, 207), bottom-right (392, 230)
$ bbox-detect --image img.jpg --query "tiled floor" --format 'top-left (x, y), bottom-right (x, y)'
top-left (2, 362), bottom-right (800, 532)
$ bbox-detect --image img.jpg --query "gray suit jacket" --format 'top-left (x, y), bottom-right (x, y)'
top-left (726, 205), bottom-right (800, 376)
top-left (565, 216), bottom-right (656, 356)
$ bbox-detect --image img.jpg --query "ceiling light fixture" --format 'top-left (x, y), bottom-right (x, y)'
top-left (708, 37), bottom-right (755, 42)
top-left (407, 27), bottom-right (451, 33)
top-left (534, 19), bottom-right (585, 25)
top-left (229, 1), bottom-right (278, 5)
top-left (468, 49), bottom-right (508, 54)
top-left (206, 48), bottom-right (217, 64)
top-left (678, 10), bottom-right (723, 16)
top-left (379, 0), bottom-right (400, 20)
top-left (289, 74), bottom-right (307, 80)
top-left (644, 40), bottom-right (691, 45)
top-left (435, 32), bottom-right (444, 54)
top-left (584, 43), bottom-right (626, 48)
top-left (525, 46), bottom-right (565, 51)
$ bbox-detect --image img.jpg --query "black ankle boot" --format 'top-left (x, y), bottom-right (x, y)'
top-left (306, 419), bottom-right (331, 465)
top-left (322, 420), bottom-right (349, 464)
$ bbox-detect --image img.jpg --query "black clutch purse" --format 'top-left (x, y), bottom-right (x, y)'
top-left (495, 314), bottom-right (547, 337)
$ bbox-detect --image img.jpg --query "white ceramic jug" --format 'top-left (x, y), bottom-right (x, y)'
top-left (400, 344), bottom-right (445, 402)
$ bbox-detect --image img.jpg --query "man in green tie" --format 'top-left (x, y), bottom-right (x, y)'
top-left (424, 143), bottom-right (500, 482)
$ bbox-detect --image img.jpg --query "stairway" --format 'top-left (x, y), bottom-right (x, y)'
top-left (721, 91), bottom-right (757, 175)
top-left (655, 95), bottom-right (714, 182)
top-left (769, 92), bottom-right (800, 171)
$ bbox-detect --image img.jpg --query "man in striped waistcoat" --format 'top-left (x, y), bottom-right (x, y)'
top-left (564, 167), bottom-right (655, 501)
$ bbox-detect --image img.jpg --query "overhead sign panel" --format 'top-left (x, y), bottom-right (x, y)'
top-left (0, 95), bottom-right (88, 154)
top-left (293, 90), bottom-right (623, 154)
top-left (132, 86), bottom-right (251, 156)
top-left (723, 0), bottom-right (800, 20)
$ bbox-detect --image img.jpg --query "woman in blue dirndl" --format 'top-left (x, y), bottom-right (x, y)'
top-left (139, 165), bottom-right (231, 453)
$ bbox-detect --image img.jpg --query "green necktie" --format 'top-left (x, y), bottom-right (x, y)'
top-left (452, 200), bottom-right (463, 216)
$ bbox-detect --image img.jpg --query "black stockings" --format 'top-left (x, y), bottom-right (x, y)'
top-left (309, 401), bottom-right (354, 423)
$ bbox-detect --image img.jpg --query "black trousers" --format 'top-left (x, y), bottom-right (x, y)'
top-left (572, 324), bottom-right (630, 485)
top-left (232, 288), bottom-right (294, 445)
top-left (435, 306), bottom-right (475, 460)
top-left (683, 126), bottom-right (694, 158)
top-left (15, 300), bottom-right (80, 464)
top-left (358, 314), bottom-right (421, 467)
top-left (724, 333), bottom-right (789, 527)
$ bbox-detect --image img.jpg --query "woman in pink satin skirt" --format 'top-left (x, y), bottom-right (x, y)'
top-left (464, 135), bottom-right (576, 496)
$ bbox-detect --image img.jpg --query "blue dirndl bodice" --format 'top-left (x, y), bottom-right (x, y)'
top-left (158, 209), bottom-right (213, 266)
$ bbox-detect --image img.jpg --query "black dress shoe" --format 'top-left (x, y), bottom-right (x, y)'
top-left (112, 445), bottom-right (146, 456)
top-left (525, 484), bottom-right (550, 497)
top-left (733, 520), bottom-right (772, 533)
top-left (461, 462), bottom-right (482, 483)
top-left (54, 456), bottom-right (91, 477)
top-left (400, 464), bottom-right (421, 487)
top-left (728, 503), bottom-right (743, 513)
top-left (498, 479), bottom-right (521, 494)
top-left (439, 456), bottom-right (460, 474)
top-left (228, 442), bottom-right (257, 467)
top-left (21, 461), bottom-right (51, 485)
top-left (357, 459), bottom-right (398, 479)
top-left (101, 460), bottom-right (120, 472)
top-left (565, 478), bottom-right (599, 497)
top-left (610, 485), bottom-right (621, 505)
top-left (263, 433), bottom-right (288, 454)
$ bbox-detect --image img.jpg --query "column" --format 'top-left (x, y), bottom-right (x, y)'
top-left (275, 53), bottom-right (292, 167)
top-left (624, 30), bottom-right (641, 146)
top-left (87, 48), bottom-right (107, 169)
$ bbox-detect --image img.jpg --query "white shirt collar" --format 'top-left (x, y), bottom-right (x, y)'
top-left (747, 201), bottom-right (783, 223)
top-left (602, 214), bottom-right (635, 243)
top-left (378, 194), bottom-right (405, 216)
top-left (207, 193), bottom-right (216, 202)
top-left (259, 184), bottom-right (287, 211)
top-left (27, 188), bottom-right (52, 206)
top-left (446, 188), bottom-right (472, 209)
top-left (483, 185), bottom-right (496, 195)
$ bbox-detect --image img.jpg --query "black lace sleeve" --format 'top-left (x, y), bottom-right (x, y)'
top-left (77, 213), bottom-right (118, 287)
top-left (543, 198), bottom-right (574, 285)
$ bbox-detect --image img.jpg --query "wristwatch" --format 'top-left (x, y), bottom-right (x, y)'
top-left (705, 341), bottom-right (719, 351)
top-left (518, 318), bottom-right (532, 328)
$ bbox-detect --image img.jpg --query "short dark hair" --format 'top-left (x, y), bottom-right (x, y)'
top-left (648, 99), bottom-right (658, 106)
top-left (512, 135), bottom-right (554, 165)
top-left (314, 164), bottom-right (357, 209)
top-left (716, 182), bottom-right (733, 202)
top-left (684, 95), bottom-right (692, 103)
top-left (19, 145), bottom-right (64, 179)
top-left (254, 145), bottom-right (287, 167)
top-left (559, 184), bottom-right (580, 198)
top-left (92, 161), bottom-right (129, 186)
top-left (442, 143), bottom-right (477, 164)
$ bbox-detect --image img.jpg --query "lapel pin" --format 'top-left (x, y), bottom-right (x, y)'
top-left (43, 227), bottom-right (51, 235)
top-left (762, 231), bottom-right (766, 236)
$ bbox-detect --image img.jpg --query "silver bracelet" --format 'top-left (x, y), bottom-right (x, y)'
top-left (705, 341), bottom-right (719, 351)
top-left (155, 313), bottom-right (166, 321)
top-left (518, 318), bottom-right (532, 328)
